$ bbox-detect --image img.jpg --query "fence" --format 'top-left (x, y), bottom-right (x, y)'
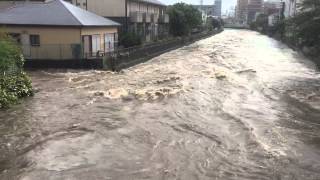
top-left (21, 44), bottom-right (83, 60)
top-left (106, 30), bottom-right (222, 71)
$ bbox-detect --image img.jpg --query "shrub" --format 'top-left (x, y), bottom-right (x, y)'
top-left (0, 31), bottom-right (33, 108)
top-left (119, 32), bottom-right (142, 48)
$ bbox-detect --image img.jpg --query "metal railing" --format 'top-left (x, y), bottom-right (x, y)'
top-left (20, 44), bottom-right (119, 60)
top-left (21, 44), bottom-right (82, 60)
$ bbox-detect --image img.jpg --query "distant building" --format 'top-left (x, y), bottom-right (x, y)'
top-left (193, 5), bottom-right (215, 16)
top-left (0, 0), bottom-right (119, 60)
top-left (263, 1), bottom-right (282, 15)
top-left (236, 0), bottom-right (248, 24)
top-left (247, 0), bottom-right (263, 23)
top-left (214, 0), bottom-right (222, 17)
top-left (193, 4), bottom-right (216, 23)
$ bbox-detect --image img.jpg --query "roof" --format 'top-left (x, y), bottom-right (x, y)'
top-left (137, 0), bottom-right (166, 6)
top-left (0, 0), bottom-right (120, 27)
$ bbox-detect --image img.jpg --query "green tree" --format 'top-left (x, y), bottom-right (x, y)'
top-left (167, 3), bottom-right (203, 36)
top-left (250, 14), bottom-right (268, 33)
top-left (119, 32), bottom-right (142, 48)
top-left (289, 0), bottom-right (320, 47)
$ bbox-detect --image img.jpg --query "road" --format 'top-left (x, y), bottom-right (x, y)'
top-left (1, 29), bottom-right (320, 180)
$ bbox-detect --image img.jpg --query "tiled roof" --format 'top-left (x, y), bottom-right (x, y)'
top-left (0, 0), bottom-right (120, 27)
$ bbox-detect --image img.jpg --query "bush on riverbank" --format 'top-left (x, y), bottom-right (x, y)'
top-left (0, 32), bottom-right (33, 108)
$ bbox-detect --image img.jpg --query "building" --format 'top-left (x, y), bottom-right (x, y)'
top-left (66, 0), bottom-right (169, 42)
top-left (193, 5), bottom-right (216, 24)
top-left (247, 0), bottom-right (263, 23)
top-left (214, 0), bottom-right (222, 17)
top-left (283, 0), bottom-right (303, 18)
top-left (263, 1), bottom-right (282, 15)
top-left (236, 0), bottom-right (248, 24)
top-left (0, 0), bottom-right (120, 60)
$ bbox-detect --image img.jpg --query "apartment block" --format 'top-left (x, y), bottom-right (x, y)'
top-left (66, 0), bottom-right (169, 42)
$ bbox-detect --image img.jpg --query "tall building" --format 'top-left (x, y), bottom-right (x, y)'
top-left (236, 0), bottom-right (263, 24)
top-left (247, 0), bottom-right (263, 23)
top-left (236, 0), bottom-right (248, 24)
top-left (66, 0), bottom-right (169, 42)
top-left (214, 0), bottom-right (222, 17)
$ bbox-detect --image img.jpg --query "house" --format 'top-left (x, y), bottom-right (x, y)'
top-left (65, 0), bottom-right (170, 42)
top-left (0, 0), bottom-right (120, 60)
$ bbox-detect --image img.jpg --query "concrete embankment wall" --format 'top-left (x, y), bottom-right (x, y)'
top-left (107, 30), bottom-right (222, 71)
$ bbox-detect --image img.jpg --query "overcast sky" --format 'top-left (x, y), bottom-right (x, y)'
top-left (161, 0), bottom-right (237, 15)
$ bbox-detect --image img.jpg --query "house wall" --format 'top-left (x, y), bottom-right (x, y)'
top-left (4, 26), bottom-right (81, 60)
top-left (81, 27), bottom-right (118, 53)
top-left (69, 0), bottom-right (126, 17)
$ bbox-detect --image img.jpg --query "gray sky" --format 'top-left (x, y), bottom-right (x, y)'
top-left (161, 0), bottom-right (237, 15)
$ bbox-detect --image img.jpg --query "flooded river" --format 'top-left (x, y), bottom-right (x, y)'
top-left (1, 29), bottom-right (320, 180)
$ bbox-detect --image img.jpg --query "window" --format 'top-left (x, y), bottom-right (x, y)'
top-left (30, 35), bottom-right (40, 46)
top-left (105, 33), bottom-right (118, 52)
top-left (91, 35), bottom-right (101, 53)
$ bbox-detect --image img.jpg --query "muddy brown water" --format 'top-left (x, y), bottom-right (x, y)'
top-left (1, 29), bottom-right (320, 180)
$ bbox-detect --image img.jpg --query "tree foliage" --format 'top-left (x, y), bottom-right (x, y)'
top-left (119, 32), bottom-right (142, 48)
top-left (250, 14), bottom-right (269, 33)
top-left (167, 3), bottom-right (203, 36)
top-left (289, 0), bottom-right (320, 46)
top-left (0, 31), bottom-right (33, 108)
top-left (207, 17), bottom-right (223, 31)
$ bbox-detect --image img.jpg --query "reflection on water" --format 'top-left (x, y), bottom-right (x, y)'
top-left (1, 29), bottom-right (320, 180)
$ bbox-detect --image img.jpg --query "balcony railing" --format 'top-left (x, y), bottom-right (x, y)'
top-left (130, 12), bottom-right (143, 23)
top-left (143, 12), bottom-right (152, 23)
top-left (151, 13), bottom-right (159, 23)
top-left (159, 14), bottom-right (169, 23)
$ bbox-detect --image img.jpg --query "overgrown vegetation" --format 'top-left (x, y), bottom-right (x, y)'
top-left (207, 17), bottom-right (224, 31)
top-left (250, 14), bottom-right (269, 33)
top-left (289, 0), bottom-right (320, 48)
top-left (167, 3), bottom-right (203, 36)
top-left (0, 31), bottom-right (33, 108)
top-left (119, 32), bottom-right (142, 48)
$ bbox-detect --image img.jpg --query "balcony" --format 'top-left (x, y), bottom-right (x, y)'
top-left (143, 13), bottom-right (152, 23)
top-left (159, 14), bottom-right (169, 23)
top-left (130, 12), bottom-right (143, 23)
top-left (151, 13), bottom-right (159, 23)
